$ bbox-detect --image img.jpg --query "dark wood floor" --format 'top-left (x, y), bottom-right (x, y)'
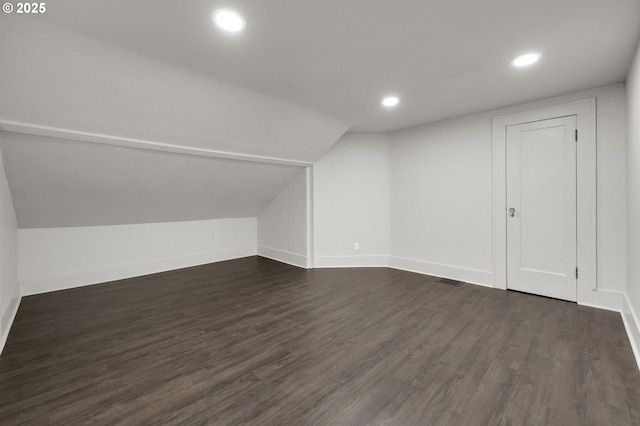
top-left (0, 256), bottom-right (638, 425)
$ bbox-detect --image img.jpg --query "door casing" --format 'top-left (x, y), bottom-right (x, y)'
top-left (492, 98), bottom-right (596, 305)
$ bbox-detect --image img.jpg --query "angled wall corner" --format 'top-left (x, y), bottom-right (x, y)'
top-left (312, 132), bottom-right (391, 268)
top-left (625, 37), bottom-right (640, 370)
top-left (0, 141), bottom-right (20, 355)
top-left (257, 168), bottom-right (310, 268)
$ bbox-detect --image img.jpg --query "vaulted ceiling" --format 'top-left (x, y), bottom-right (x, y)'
top-left (1, 0), bottom-right (639, 228)
top-left (0, 132), bottom-right (304, 228)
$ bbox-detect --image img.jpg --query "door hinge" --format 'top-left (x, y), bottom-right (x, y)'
top-left (575, 129), bottom-right (578, 142)
top-left (576, 267), bottom-right (578, 279)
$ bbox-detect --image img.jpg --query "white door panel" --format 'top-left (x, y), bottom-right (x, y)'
top-left (506, 116), bottom-right (577, 301)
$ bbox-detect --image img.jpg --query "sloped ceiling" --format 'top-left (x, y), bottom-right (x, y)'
top-left (0, 1), bottom-right (639, 228)
top-left (0, 18), bottom-right (350, 162)
top-left (0, 132), bottom-right (303, 228)
top-left (0, 16), bottom-right (347, 228)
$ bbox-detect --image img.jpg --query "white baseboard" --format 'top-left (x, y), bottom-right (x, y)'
top-left (0, 290), bottom-right (21, 356)
top-left (622, 293), bottom-right (640, 372)
top-left (314, 255), bottom-right (390, 268)
top-left (389, 256), bottom-right (493, 287)
top-left (313, 255), bottom-right (493, 288)
top-left (258, 246), bottom-right (309, 268)
top-left (579, 289), bottom-right (624, 312)
top-left (20, 246), bottom-right (257, 296)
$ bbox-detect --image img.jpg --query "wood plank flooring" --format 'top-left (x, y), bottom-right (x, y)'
top-left (0, 256), bottom-right (639, 425)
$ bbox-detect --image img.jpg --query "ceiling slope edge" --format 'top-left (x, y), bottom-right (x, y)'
top-left (0, 18), bottom-right (351, 164)
top-left (0, 120), bottom-right (311, 168)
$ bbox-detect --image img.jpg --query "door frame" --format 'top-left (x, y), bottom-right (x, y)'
top-left (492, 98), bottom-right (596, 304)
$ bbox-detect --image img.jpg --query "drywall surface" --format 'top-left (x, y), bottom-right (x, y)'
top-left (37, 1), bottom-right (640, 133)
top-left (258, 170), bottom-right (308, 267)
top-left (389, 113), bottom-right (494, 284)
top-left (18, 218), bottom-right (257, 295)
top-left (313, 133), bottom-right (390, 266)
top-left (627, 40), bottom-right (640, 323)
top-left (1, 133), bottom-right (304, 228)
top-left (390, 84), bottom-right (627, 290)
top-left (0, 145), bottom-right (19, 353)
top-left (0, 18), bottom-right (349, 163)
top-left (590, 86), bottom-right (628, 295)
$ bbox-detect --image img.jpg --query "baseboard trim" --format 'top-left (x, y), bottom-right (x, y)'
top-left (313, 255), bottom-right (389, 268)
top-left (313, 255), bottom-right (493, 287)
top-left (389, 256), bottom-right (493, 287)
top-left (622, 294), bottom-right (640, 372)
top-left (579, 289), bottom-right (624, 312)
top-left (20, 246), bottom-right (257, 296)
top-left (0, 293), bottom-right (21, 356)
top-left (258, 246), bottom-right (309, 269)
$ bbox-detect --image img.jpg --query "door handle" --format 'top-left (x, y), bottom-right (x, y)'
top-left (509, 207), bottom-right (516, 217)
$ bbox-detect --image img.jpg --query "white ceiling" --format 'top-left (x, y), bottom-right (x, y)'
top-left (39, 0), bottom-right (640, 132)
top-left (0, 17), bottom-right (350, 163)
top-left (0, 132), bottom-right (304, 228)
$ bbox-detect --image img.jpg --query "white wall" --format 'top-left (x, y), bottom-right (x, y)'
top-left (0, 145), bottom-right (19, 354)
top-left (258, 169), bottom-right (309, 267)
top-left (624, 39), bottom-right (640, 364)
top-left (389, 113), bottom-right (494, 284)
top-left (590, 86), bottom-right (627, 296)
top-left (18, 218), bottom-right (257, 296)
top-left (313, 133), bottom-right (390, 267)
top-left (389, 84), bottom-right (627, 290)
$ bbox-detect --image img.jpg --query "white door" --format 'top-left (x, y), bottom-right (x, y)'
top-left (506, 116), bottom-right (577, 301)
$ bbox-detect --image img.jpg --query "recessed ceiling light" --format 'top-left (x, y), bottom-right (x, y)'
top-left (212, 9), bottom-right (246, 32)
top-left (511, 52), bottom-right (542, 68)
top-left (382, 96), bottom-right (399, 107)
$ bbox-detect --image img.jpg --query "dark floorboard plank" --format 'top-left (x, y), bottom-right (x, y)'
top-left (0, 256), bottom-right (639, 425)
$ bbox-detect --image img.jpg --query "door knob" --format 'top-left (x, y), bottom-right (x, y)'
top-left (509, 207), bottom-right (516, 217)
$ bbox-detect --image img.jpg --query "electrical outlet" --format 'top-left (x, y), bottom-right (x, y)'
top-left (354, 242), bottom-right (360, 251)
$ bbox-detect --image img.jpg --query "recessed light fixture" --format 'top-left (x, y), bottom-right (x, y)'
top-left (382, 96), bottom-right (399, 107)
top-left (511, 52), bottom-right (542, 68)
top-left (212, 9), bottom-right (246, 33)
